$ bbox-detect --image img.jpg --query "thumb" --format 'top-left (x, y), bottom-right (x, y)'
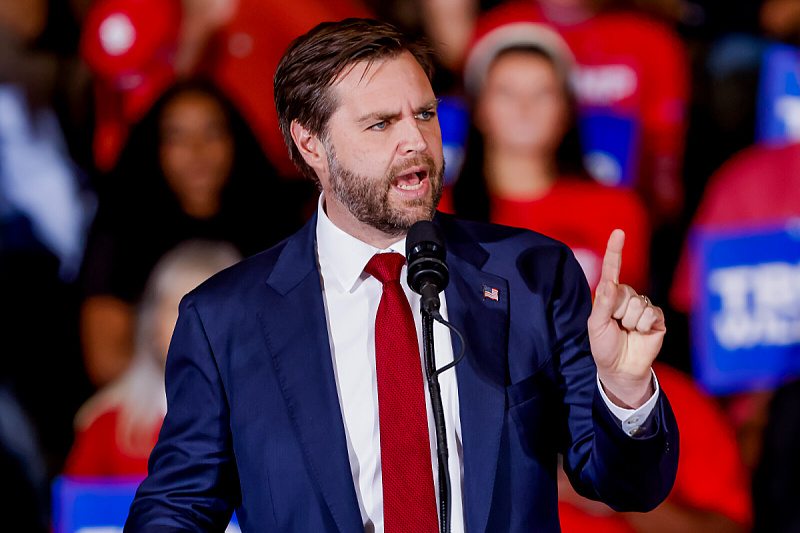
top-left (589, 280), bottom-right (617, 331)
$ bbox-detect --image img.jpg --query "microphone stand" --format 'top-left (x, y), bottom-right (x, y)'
top-left (406, 220), bottom-right (464, 533)
top-left (422, 310), bottom-right (450, 533)
top-left (420, 304), bottom-right (466, 533)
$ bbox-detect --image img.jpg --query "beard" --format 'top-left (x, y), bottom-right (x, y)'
top-left (326, 144), bottom-right (445, 236)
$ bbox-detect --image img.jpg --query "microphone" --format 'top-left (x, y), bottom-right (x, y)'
top-left (406, 220), bottom-right (449, 316)
top-left (407, 221), bottom-right (464, 533)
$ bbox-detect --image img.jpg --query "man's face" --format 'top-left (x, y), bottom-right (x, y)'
top-left (318, 52), bottom-right (445, 242)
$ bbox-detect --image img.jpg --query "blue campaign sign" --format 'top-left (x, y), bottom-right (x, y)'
top-left (437, 95), bottom-right (470, 187)
top-left (690, 219), bottom-right (800, 395)
top-left (756, 43), bottom-right (800, 145)
top-left (52, 476), bottom-right (241, 533)
top-left (577, 111), bottom-right (641, 189)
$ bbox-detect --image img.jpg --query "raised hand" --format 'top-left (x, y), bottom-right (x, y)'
top-left (587, 230), bottom-right (666, 409)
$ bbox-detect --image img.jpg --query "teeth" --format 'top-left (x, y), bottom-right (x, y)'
top-left (396, 181), bottom-right (424, 191)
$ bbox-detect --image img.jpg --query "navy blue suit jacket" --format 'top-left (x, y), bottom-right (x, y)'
top-left (125, 212), bottom-right (679, 532)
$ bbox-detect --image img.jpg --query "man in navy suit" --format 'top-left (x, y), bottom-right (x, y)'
top-left (125, 18), bottom-right (678, 533)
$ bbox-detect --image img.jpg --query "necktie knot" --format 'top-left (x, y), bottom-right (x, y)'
top-left (365, 252), bottom-right (405, 284)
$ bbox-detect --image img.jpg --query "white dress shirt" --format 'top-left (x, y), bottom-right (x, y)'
top-left (314, 196), bottom-right (659, 532)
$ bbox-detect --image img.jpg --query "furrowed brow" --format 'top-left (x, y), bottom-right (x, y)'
top-left (414, 98), bottom-right (440, 115)
top-left (356, 110), bottom-right (401, 126)
top-left (357, 98), bottom-right (440, 124)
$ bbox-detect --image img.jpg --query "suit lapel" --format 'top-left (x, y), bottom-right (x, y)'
top-left (259, 213), bottom-right (363, 533)
top-left (441, 217), bottom-right (509, 533)
top-left (258, 213), bottom-right (509, 533)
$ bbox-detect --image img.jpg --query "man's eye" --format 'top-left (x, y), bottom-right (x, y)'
top-left (371, 121), bottom-right (387, 131)
top-left (417, 111), bottom-right (434, 120)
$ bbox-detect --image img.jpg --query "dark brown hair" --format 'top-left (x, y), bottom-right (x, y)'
top-left (274, 18), bottom-right (435, 183)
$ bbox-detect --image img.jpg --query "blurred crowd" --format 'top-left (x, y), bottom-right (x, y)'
top-left (2, 0), bottom-right (800, 531)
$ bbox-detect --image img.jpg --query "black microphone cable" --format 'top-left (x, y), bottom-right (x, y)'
top-left (428, 311), bottom-right (466, 377)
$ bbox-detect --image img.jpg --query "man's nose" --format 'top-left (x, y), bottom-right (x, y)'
top-left (397, 117), bottom-right (428, 154)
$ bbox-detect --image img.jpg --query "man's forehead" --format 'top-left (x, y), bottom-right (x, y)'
top-left (328, 52), bottom-right (434, 112)
top-left (332, 56), bottom-right (391, 89)
top-left (331, 51), bottom-right (428, 88)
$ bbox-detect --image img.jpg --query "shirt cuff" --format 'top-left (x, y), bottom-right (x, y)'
top-left (597, 369), bottom-right (660, 438)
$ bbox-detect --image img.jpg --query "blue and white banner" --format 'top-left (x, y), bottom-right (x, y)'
top-left (438, 96), bottom-right (470, 187)
top-left (690, 218), bottom-right (800, 394)
top-left (756, 43), bottom-right (800, 145)
top-left (578, 111), bottom-right (641, 188)
top-left (52, 476), bottom-right (240, 533)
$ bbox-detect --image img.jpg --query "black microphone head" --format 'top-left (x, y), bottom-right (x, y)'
top-left (406, 220), bottom-right (449, 295)
top-left (406, 220), bottom-right (445, 256)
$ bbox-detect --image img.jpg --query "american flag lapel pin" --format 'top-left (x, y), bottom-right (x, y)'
top-left (483, 285), bottom-right (499, 301)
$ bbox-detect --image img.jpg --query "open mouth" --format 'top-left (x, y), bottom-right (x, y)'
top-left (393, 169), bottom-right (428, 191)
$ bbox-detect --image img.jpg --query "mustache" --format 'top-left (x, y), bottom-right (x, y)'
top-left (387, 154), bottom-right (438, 181)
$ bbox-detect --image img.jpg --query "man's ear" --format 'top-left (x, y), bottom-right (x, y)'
top-left (290, 120), bottom-right (328, 176)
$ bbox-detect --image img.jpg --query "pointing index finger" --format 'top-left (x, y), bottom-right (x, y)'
top-left (600, 229), bottom-right (625, 285)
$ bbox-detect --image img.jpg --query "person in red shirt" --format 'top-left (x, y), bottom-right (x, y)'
top-left (446, 19), bottom-right (650, 292)
top-left (668, 143), bottom-right (800, 480)
top-left (558, 363), bottom-right (753, 533)
top-left (670, 141), bottom-right (800, 314)
top-left (428, 0), bottom-right (690, 224)
top-left (64, 241), bottom-right (241, 476)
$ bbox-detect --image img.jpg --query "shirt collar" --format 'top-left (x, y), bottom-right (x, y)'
top-left (315, 194), bottom-right (406, 292)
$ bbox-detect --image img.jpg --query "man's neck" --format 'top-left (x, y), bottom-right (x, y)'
top-left (322, 195), bottom-right (406, 250)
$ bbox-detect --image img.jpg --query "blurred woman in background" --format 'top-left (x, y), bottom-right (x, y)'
top-left (79, 80), bottom-right (307, 386)
top-left (448, 20), bottom-right (650, 292)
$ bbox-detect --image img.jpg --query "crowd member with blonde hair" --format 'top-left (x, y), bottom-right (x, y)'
top-left (65, 240), bottom-right (241, 475)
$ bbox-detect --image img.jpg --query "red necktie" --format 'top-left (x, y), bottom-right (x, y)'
top-left (364, 252), bottom-right (438, 533)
